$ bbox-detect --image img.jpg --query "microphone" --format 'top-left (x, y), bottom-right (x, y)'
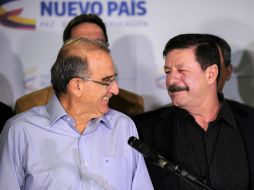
top-left (128, 136), bottom-right (215, 190)
top-left (128, 136), bottom-right (175, 172)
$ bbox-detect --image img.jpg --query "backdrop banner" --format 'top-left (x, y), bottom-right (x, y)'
top-left (1, 0), bottom-right (254, 110)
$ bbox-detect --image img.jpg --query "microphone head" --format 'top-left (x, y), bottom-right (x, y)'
top-left (128, 136), bottom-right (139, 147)
top-left (128, 137), bottom-right (177, 174)
top-left (128, 136), bottom-right (158, 163)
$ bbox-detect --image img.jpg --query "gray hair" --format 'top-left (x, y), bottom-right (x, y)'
top-left (51, 37), bottom-right (110, 97)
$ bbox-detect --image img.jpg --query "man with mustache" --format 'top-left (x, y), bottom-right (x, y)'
top-left (167, 84), bottom-right (189, 93)
top-left (132, 34), bottom-right (254, 190)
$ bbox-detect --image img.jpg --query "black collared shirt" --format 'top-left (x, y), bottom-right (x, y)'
top-left (173, 95), bottom-right (249, 189)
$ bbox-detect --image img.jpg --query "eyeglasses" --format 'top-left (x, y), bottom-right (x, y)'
top-left (78, 73), bottom-right (118, 88)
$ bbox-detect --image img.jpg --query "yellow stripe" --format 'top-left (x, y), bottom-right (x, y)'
top-left (8, 16), bottom-right (35, 25)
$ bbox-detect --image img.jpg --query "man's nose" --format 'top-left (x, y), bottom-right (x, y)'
top-left (109, 80), bottom-right (119, 95)
top-left (166, 71), bottom-right (180, 85)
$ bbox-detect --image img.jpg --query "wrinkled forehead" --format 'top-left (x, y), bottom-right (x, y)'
top-left (86, 50), bottom-right (115, 76)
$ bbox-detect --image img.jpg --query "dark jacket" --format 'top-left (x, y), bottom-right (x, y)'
top-left (0, 102), bottom-right (13, 133)
top-left (132, 100), bottom-right (254, 190)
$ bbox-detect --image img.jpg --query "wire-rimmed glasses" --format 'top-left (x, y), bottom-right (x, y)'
top-left (78, 73), bottom-right (118, 89)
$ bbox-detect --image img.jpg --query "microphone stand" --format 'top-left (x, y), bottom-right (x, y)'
top-left (158, 158), bottom-right (215, 190)
top-left (128, 137), bottom-right (215, 190)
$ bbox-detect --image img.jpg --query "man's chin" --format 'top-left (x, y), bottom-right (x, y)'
top-left (99, 105), bottom-right (110, 115)
top-left (169, 91), bottom-right (184, 99)
top-left (171, 98), bottom-right (184, 107)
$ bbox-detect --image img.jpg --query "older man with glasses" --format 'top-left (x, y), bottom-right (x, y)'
top-left (14, 14), bottom-right (144, 116)
top-left (0, 37), bottom-right (153, 190)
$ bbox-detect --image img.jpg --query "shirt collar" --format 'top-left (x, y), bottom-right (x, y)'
top-left (217, 93), bottom-right (238, 129)
top-left (86, 115), bottom-right (111, 129)
top-left (176, 107), bottom-right (190, 128)
top-left (47, 93), bottom-right (68, 126)
top-left (176, 93), bottom-right (237, 129)
top-left (101, 111), bottom-right (114, 129)
top-left (47, 93), bottom-right (112, 129)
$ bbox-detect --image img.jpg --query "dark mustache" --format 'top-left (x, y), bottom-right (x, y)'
top-left (167, 85), bottom-right (189, 93)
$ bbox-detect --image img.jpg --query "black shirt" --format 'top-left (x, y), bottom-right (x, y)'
top-left (173, 96), bottom-right (249, 189)
top-left (133, 96), bottom-right (254, 190)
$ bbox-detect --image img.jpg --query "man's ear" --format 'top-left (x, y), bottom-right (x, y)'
top-left (206, 64), bottom-right (219, 84)
top-left (68, 78), bottom-right (82, 97)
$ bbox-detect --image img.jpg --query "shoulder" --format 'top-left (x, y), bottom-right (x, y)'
top-left (105, 109), bottom-right (139, 137)
top-left (118, 88), bottom-right (143, 100)
top-left (0, 102), bottom-right (13, 132)
top-left (0, 107), bottom-right (49, 152)
top-left (0, 102), bottom-right (12, 110)
top-left (106, 109), bottom-right (135, 125)
top-left (131, 105), bottom-right (175, 124)
top-left (226, 99), bottom-right (254, 116)
top-left (131, 106), bottom-right (176, 140)
top-left (5, 106), bottom-right (49, 132)
top-left (0, 102), bottom-right (13, 116)
top-left (17, 86), bottom-right (53, 101)
top-left (15, 86), bottom-right (53, 113)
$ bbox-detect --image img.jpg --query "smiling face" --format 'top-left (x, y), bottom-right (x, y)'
top-left (79, 50), bottom-right (119, 117)
top-left (69, 22), bottom-right (114, 117)
top-left (164, 47), bottom-right (214, 110)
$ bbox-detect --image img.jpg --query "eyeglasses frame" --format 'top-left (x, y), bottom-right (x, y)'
top-left (76, 73), bottom-right (118, 88)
